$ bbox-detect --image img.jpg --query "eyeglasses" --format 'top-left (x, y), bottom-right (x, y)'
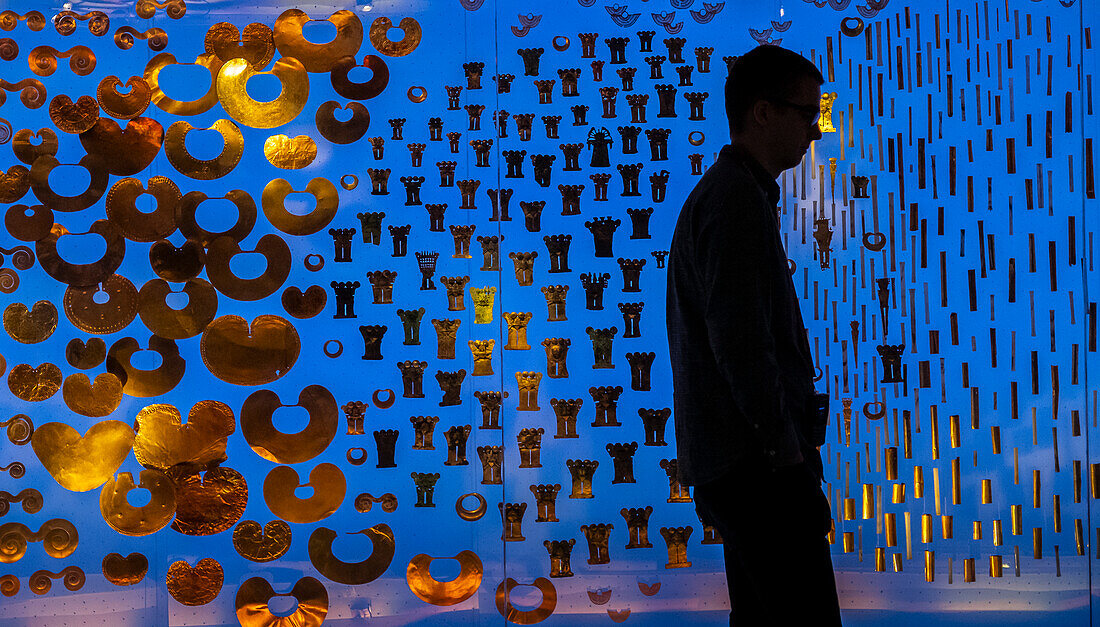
top-left (770, 98), bottom-right (821, 127)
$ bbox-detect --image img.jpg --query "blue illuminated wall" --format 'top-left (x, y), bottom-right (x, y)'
top-left (0, 0), bottom-right (1096, 625)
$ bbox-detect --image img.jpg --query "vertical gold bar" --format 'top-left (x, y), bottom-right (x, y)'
top-left (1014, 448), bottom-right (1020, 484)
top-left (1033, 469), bottom-right (1041, 508)
top-left (844, 497), bottom-right (857, 520)
top-left (930, 409), bottom-right (940, 459)
top-left (892, 552), bottom-right (903, 572)
top-left (1011, 504), bottom-right (1022, 535)
top-left (949, 414), bottom-right (960, 447)
top-left (862, 483), bottom-right (875, 519)
top-left (933, 468), bottom-right (941, 515)
top-left (941, 514), bottom-right (953, 539)
top-left (981, 479), bottom-right (992, 504)
top-left (892, 482), bottom-right (906, 504)
top-left (903, 412), bottom-right (912, 458)
top-left (992, 519), bottom-right (1003, 546)
top-left (924, 550), bottom-right (935, 582)
top-left (1033, 527), bottom-right (1043, 559)
top-left (874, 547), bottom-right (886, 572)
top-left (951, 458), bottom-right (961, 505)
top-left (1075, 518), bottom-right (1084, 556)
top-left (963, 558), bottom-right (975, 582)
top-left (885, 447), bottom-right (898, 480)
top-left (1091, 463), bottom-right (1100, 499)
top-left (989, 555), bottom-right (1003, 577)
top-left (904, 511), bottom-right (912, 560)
top-left (913, 465), bottom-right (924, 498)
top-left (1073, 460), bottom-right (1081, 503)
top-left (885, 512), bottom-right (897, 547)
top-left (922, 513), bottom-right (934, 542)
top-left (991, 425), bottom-right (1001, 454)
top-left (1053, 494), bottom-right (1062, 532)
top-left (972, 520), bottom-right (983, 540)
top-left (843, 531), bottom-right (855, 552)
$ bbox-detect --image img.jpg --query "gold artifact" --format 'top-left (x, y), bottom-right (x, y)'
top-left (27, 45), bottom-right (95, 77)
top-left (3, 300), bottom-right (56, 343)
top-left (79, 117), bottom-right (163, 177)
top-left (166, 558), bottom-right (223, 606)
top-left (330, 55), bottom-right (389, 100)
top-left (144, 52), bottom-right (224, 116)
top-left (315, 101), bottom-right (370, 144)
top-left (177, 189), bottom-right (257, 245)
top-left (261, 177), bottom-right (338, 236)
top-left (217, 57), bottom-right (309, 129)
top-left (406, 550), bottom-right (483, 606)
top-left (7, 362), bottom-right (62, 402)
top-left (104, 335), bottom-right (186, 397)
top-left (204, 235), bottom-right (292, 301)
top-left (235, 576), bottom-right (328, 627)
top-left (66, 337), bottom-right (106, 369)
top-left (48, 94), bottom-right (99, 133)
top-left (149, 238), bottom-right (206, 281)
top-left (368, 17), bottom-right (421, 57)
top-left (30, 420), bottom-right (134, 492)
top-left (281, 285), bottom-right (327, 319)
top-left (105, 176), bottom-right (180, 242)
top-left (12, 128), bottom-right (57, 164)
top-left (136, 278), bottom-right (219, 339)
top-left (263, 463), bottom-right (346, 524)
top-left (62, 274), bottom-right (138, 334)
top-left (200, 314), bottom-right (300, 385)
top-left (30, 153), bottom-right (108, 211)
top-left (0, 518), bottom-right (78, 563)
top-left (456, 492), bottom-right (487, 521)
top-left (273, 9), bottom-right (363, 73)
top-left (99, 469), bottom-right (176, 535)
top-left (205, 22), bottom-right (274, 69)
top-left (495, 577), bottom-right (557, 624)
top-left (134, 400), bottom-right (235, 472)
top-left (61, 372), bottom-right (123, 417)
top-left (264, 135), bottom-right (317, 169)
top-left (169, 466), bottom-right (247, 535)
top-left (307, 523), bottom-right (395, 585)
top-left (36, 221), bottom-right (125, 286)
top-left (164, 119), bottom-right (244, 179)
top-left (232, 520), bottom-right (291, 562)
top-left (241, 385), bottom-right (338, 463)
top-left (102, 552), bottom-right (148, 586)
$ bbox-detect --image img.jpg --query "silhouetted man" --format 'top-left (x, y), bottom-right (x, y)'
top-left (666, 44), bottom-right (842, 626)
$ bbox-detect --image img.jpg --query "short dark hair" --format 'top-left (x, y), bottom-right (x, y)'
top-left (725, 44), bottom-right (824, 135)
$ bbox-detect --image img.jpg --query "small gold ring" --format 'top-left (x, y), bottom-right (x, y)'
top-left (304, 253), bottom-right (325, 272)
top-left (340, 174), bottom-right (358, 190)
top-left (552, 36), bottom-right (570, 52)
top-left (840, 17), bottom-right (865, 37)
top-left (407, 86), bottom-right (427, 103)
top-left (687, 131), bottom-right (705, 146)
top-left (456, 492), bottom-right (487, 521)
top-left (323, 339), bottom-right (343, 358)
top-left (372, 388), bottom-right (395, 409)
top-left (346, 447), bottom-right (368, 465)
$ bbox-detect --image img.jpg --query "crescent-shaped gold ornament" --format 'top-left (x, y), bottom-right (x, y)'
top-left (307, 523), bottom-right (395, 585)
top-left (241, 385), bottom-right (338, 464)
top-left (261, 177), bottom-right (338, 236)
top-left (99, 469), bottom-right (176, 536)
top-left (262, 463), bottom-right (345, 524)
top-left (495, 577), bottom-right (557, 624)
top-left (144, 52), bottom-right (224, 116)
top-left (235, 576), bottom-right (328, 627)
top-left (368, 17), bottom-right (421, 57)
top-left (273, 9), bottom-right (363, 73)
top-left (232, 520), bottom-right (291, 563)
top-left (164, 119), bottom-right (244, 180)
top-left (406, 550), bottom-right (483, 606)
top-left (217, 57), bottom-right (309, 129)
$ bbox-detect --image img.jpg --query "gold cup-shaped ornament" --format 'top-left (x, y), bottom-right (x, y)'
top-left (470, 286), bottom-right (496, 324)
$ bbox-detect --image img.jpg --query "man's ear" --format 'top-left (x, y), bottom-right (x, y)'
top-left (750, 98), bottom-right (770, 129)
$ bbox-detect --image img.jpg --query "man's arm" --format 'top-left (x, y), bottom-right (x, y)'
top-left (697, 199), bottom-right (803, 468)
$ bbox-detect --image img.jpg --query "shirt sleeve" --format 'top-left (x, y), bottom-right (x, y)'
top-left (696, 194), bottom-right (803, 468)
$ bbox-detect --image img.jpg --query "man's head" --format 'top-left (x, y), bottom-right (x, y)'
top-left (725, 44), bottom-right (825, 176)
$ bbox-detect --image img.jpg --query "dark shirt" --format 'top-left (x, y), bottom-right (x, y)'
top-left (666, 143), bottom-right (818, 487)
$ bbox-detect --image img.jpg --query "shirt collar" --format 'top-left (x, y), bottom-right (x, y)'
top-left (720, 143), bottom-right (781, 208)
